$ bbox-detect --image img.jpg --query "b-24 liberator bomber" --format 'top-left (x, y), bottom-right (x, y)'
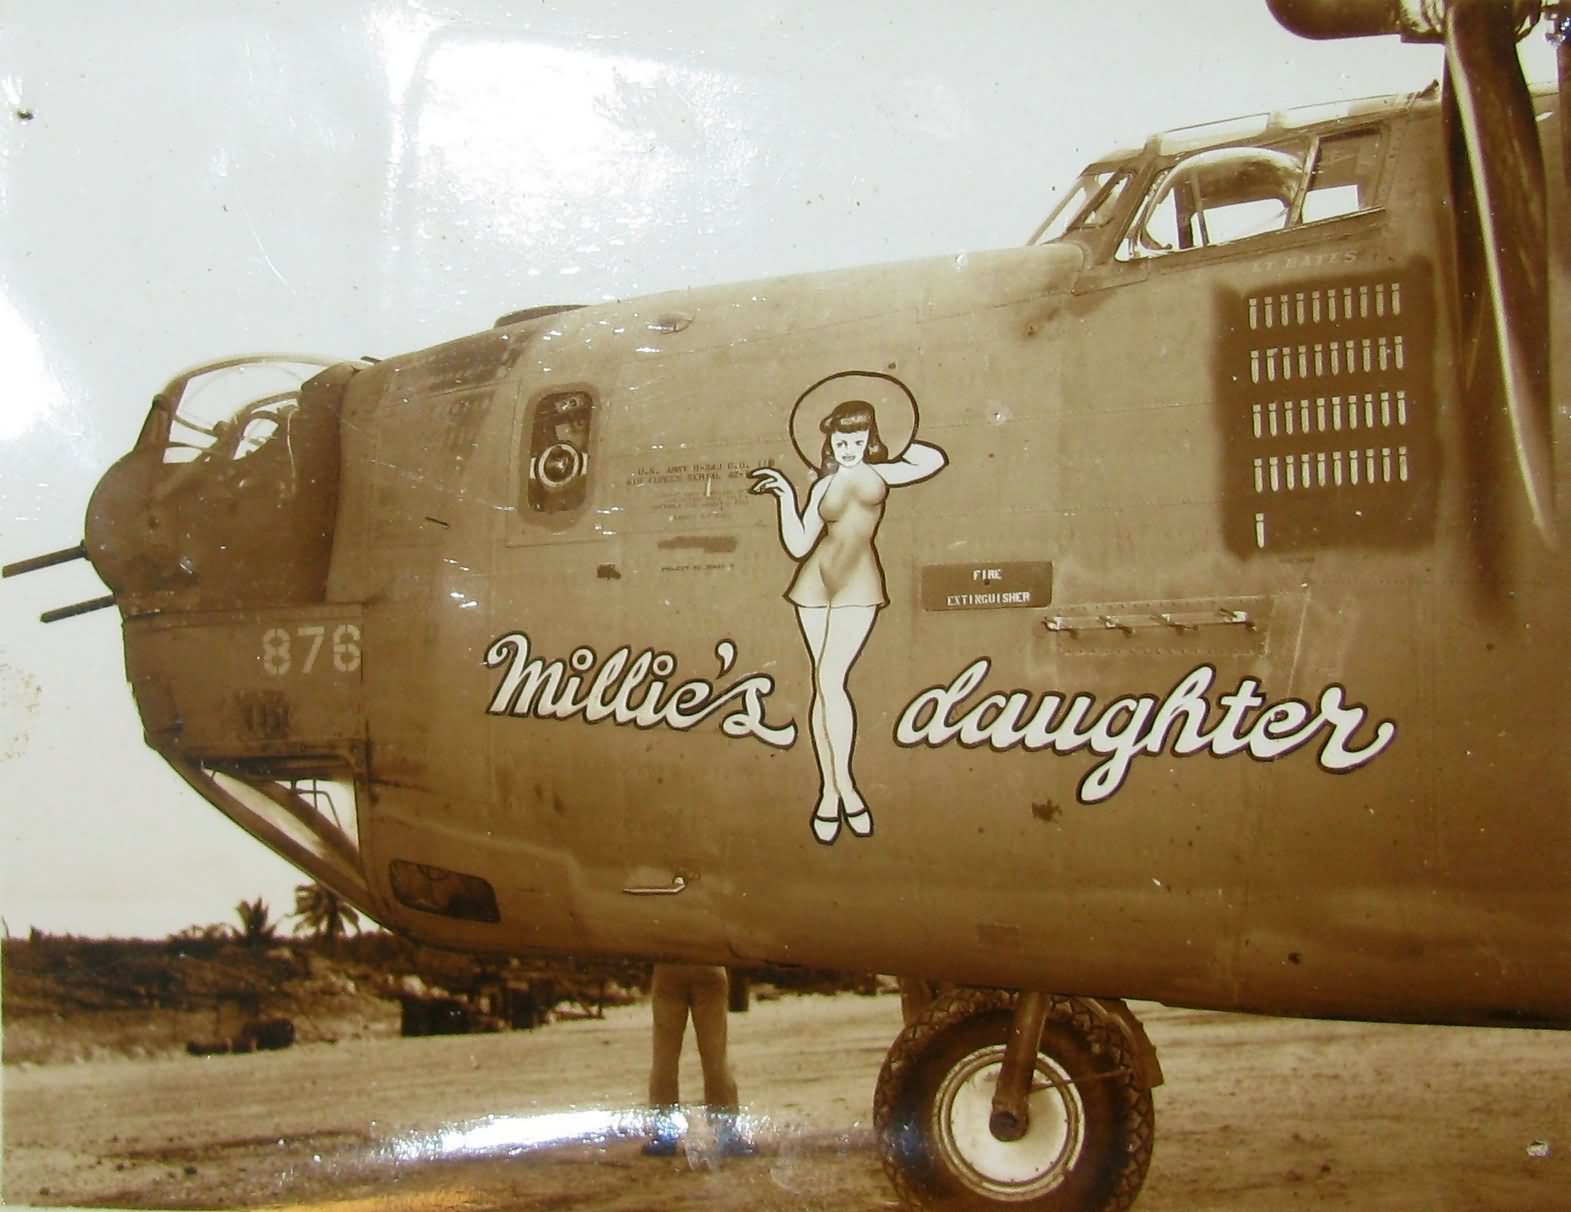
top-left (7, 1), bottom-right (1569, 1209)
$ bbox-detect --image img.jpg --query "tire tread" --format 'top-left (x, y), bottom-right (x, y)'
top-left (873, 989), bottom-right (1154, 1212)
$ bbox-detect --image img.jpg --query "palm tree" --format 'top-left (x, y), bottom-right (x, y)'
top-left (233, 897), bottom-right (279, 948)
top-left (291, 882), bottom-right (360, 946)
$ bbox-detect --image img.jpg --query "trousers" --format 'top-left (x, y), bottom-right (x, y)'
top-left (648, 963), bottom-right (738, 1111)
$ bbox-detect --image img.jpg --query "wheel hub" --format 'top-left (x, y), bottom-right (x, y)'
top-left (934, 1045), bottom-right (1085, 1198)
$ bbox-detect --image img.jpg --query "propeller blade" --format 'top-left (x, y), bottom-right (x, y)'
top-left (1443, 0), bottom-right (1556, 542)
top-left (1560, 21), bottom-right (1571, 199)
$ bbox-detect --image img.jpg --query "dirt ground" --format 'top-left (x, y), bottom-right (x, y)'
top-left (4, 991), bottom-right (1567, 1211)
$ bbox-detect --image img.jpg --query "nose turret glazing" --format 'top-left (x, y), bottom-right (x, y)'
top-left (84, 357), bottom-right (357, 615)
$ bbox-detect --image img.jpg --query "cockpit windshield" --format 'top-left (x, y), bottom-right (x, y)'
top-left (1029, 168), bottom-right (1134, 245)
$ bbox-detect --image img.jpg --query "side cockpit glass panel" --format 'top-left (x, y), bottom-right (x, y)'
top-left (1031, 169), bottom-right (1133, 245)
top-left (1118, 126), bottom-right (1381, 261)
top-left (1125, 143), bottom-right (1309, 257)
top-left (1300, 128), bottom-right (1382, 223)
top-left (525, 389), bottom-right (595, 515)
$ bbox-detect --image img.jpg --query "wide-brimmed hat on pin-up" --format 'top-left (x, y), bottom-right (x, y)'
top-left (789, 370), bottom-right (920, 468)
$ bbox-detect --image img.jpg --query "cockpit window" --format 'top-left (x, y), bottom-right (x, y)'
top-left (1300, 129), bottom-right (1382, 222)
top-left (1031, 169), bottom-right (1133, 245)
top-left (1118, 127), bottom-right (1380, 261)
top-left (1126, 143), bottom-right (1307, 256)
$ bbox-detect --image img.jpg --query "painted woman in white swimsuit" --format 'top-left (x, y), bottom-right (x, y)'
top-left (751, 396), bottom-right (946, 844)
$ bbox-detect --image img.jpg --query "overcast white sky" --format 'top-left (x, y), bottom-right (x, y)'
top-left (0, 2), bottom-right (1560, 939)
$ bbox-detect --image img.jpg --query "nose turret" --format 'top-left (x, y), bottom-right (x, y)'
top-left (83, 356), bottom-right (358, 616)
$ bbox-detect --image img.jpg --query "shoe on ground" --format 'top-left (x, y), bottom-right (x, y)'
top-left (716, 1129), bottom-right (757, 1158)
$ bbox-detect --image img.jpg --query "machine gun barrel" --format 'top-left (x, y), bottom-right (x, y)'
top-left (2, 543), bottom-right (86, 578)
top-left (39, 595), bottom-right (117, 624)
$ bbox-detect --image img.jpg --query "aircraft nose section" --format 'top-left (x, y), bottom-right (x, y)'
top-left (87, 357), bottom-right (376, 914)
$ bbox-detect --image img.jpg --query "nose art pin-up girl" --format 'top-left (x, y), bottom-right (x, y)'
top-left (750, 372), bottom-right (947, 845)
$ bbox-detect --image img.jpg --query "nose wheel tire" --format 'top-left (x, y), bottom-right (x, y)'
top-left (874, 989), bottom-right (1153, 1212)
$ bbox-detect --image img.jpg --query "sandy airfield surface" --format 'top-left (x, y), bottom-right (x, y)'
top-left (4, 991), bottom-right (1568, 1212)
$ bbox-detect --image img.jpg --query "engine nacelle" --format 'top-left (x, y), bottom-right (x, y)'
top-left (1266, 0), bottom-right (1539, 42)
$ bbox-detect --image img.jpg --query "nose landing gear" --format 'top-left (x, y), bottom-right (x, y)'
top-left (874, 989), bottom-right (1156, 1212)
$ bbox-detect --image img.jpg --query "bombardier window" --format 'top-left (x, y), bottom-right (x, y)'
top-left (1119, 127), bottom-right (1380, 261)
